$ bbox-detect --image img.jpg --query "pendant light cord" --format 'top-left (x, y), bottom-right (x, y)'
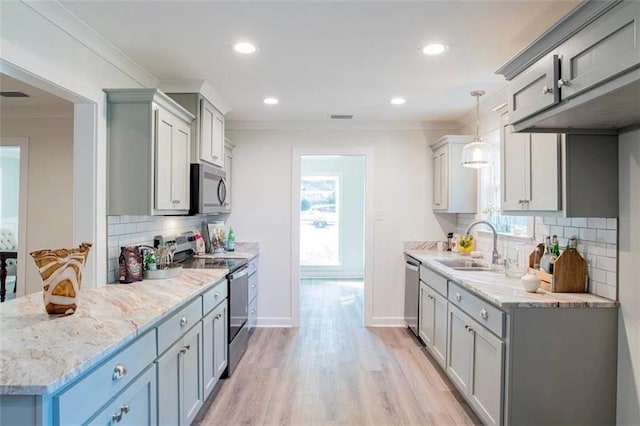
top-left (475, 94), bottom-right (480, 140)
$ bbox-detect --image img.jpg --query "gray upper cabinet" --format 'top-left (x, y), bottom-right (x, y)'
top-left (497, 0), bottom-right (640, 132)
top-left (167, 93), bottom-right (225, 169)
top-left (430, 135), bottom-right (477, 214)
top-left (106, 89), bottom-right (194, 216)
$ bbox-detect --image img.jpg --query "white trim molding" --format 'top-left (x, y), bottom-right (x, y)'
top-left (227, 120), bottom-right (456, 131)
top-left (255, 318), bottom-right (294, 328)
top-left (158, 80), bottom-right (233, 115)
top-left (291, 147), bottom-right (375, 327)
top-left (370, 317), bottom-right (408, 327)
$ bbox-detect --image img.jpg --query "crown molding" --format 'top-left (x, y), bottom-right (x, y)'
top-left (226, 120), bottom-right (459, 131)
top-left (158, 80), bottom-right (233, 115)
top-left (22, 0), bottom-right (158, 88)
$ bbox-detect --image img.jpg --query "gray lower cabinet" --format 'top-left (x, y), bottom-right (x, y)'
top-left (87, 365), bottom-right (157, 426)
top-left (447, 304), bottom-right (504, 426)
top-left (203, 301), bottom-right (228, 398)
top-left (418, 281), bottom-right (447, 368)
top-left (157, 321), bottom-right (204, 426)
top-left (247, 256), bottom-right (259, 335)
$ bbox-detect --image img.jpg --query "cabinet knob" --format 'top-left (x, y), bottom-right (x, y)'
top-left (455, 293), bottom-right (462, 302)
top-left (480, 308), bottom-right (489, 319)
top-left (558, 79), bottom-right (570, 88)
top-left (215, 314), bottom-right (221, 320)
top-left (251, 309), bottom-right (256, 315)
top-left (180, 316), bottom-right (188, 326)
top-left (112, 364), bottom-right (127, 381)
top-left (542, 86), bottom-right (553, 95)
top-left (214, 292), bottom-right (220, 299)
top-left (179, 344), bottom-right (190, 354)
top-left (252, 283), bottom-right (256, 289)
top-left (213, 155), bottom-right (219, 160)
top-left (121, 404), bottom-right (130, 415)
top-left (112, 411), bottom-right (123, 423)
top-left (464, 325), bottom-right (469, 330)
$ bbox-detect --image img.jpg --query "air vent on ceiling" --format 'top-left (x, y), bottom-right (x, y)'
top-left (0, 91), bottom-right (29, 98)
top-left (330, 114), bottom-right (353, 120)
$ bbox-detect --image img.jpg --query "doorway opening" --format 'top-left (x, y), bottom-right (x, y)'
top-left (292, 150), bottom-right (373, 328)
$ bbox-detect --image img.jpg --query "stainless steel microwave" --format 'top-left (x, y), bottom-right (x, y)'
top-left (190, 163), bottom-right (229, 215)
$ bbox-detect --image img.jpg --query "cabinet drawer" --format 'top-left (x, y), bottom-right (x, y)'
top-left (248, 296), bottom-right (258, 334)
top-left (420, 265), bottom-right (447, 297)
top-left (203, 279), bottom-right (227, 315)
top-left (448, 282), bottom-right (505, 338)
top-left (157, 297), bottom-right (203, 355)
top-left (56, 330), bottom-right (156, 425)
top-left (249, 270), bottom-right (258, 303)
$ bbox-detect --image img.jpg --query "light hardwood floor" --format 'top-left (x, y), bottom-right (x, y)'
top-left (198, 279), bottom-right (480, 425)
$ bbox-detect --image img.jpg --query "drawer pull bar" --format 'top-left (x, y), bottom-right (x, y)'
top-left (455, 293), bottom-right (462, 302)
top-left (480, 309), bottom-right (488, 319)
top-left (180, 316), bottom-right (188, 326)
top-left (112, 364), bottom-right (127, 381)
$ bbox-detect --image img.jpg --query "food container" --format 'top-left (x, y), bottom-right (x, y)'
top-left (521, 273), bottom-right (541, 293)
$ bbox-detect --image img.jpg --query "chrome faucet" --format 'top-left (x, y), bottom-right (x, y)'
top-left (464, 220), bottom-right (500, 265)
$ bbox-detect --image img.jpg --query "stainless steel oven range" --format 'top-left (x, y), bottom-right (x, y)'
top-left (155, 232), bottom-right (249, 377)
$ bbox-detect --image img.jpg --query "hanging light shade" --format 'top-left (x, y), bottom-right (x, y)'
top-left (461, 90), bottom-right (492, 168)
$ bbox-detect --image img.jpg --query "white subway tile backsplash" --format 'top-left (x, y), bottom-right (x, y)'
top-left (597, 256), bottom-right (617, 272)
top-left (607, 271), bottom-right (617, 286)
top-left (107, 216), bottom-right (120, 224)
top-left (592, 268), bottom-right (607, 283)
top-left (607, 218), bottom-right (617, 230)
top-left (597, 229), bottom-right (617, 244)
top-left (588, 218), bottom-right (607, 229)
top-left (595, 283), bottom-right (616, 300)
top-left (557, 218), bottom-right (572, 226)
top-left (606, 244), bottom-right (617, 258)
top-left (543, 217), bottom-right (557, 225)
top-left (580, 228), bottom-right (597, 242)
top-left (563, 228), bottom-right (580, 239)
top-left (549, 226), bottom-right (564, 237)
top-left (571, 218), bottom-right (588, 228)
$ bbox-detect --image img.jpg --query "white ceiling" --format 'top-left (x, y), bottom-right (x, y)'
top-left (0, 74), bottom-right (73, 112)
top-left (61, 0), bottom-right (579, 123)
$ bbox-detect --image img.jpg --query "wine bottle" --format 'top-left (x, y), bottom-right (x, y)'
top-left (540, 236), bottom-right (553, 274)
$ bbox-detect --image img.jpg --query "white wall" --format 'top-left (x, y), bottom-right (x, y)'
top-left (226, 124), bottom-right (457, 326)
top-left (617, 129), bottom-right (640, 424)
top-left (0, 117), bottom-right (74, 295)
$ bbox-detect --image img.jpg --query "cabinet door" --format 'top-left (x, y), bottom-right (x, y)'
top-left (224, 148), bottom-right (233, 211)
top-left (432, 146), bottom-right (448, 210)
top-left (200, 99), bottom-right (224, 168)
top-left (509, 54), bottom-right (560, 123)
top-left (182, 323), bottom-right (204, 426)
top-left (87, 366), bottom-right (157, 426)
top-left (155, 108), bottom-right (190, 212)
top-left (469, 321), bottom-right (504, 426)
top-left (202, 309), bottom-right (216, 399)
top-left (212, 302), bottom-right (228, 380)
top-left (419, 282), bottom-right (435, 347)
top-left (157, 343), bottom-right (180, 426)
top-left (501, 115), bottom-right (528, 211)
top-left (560, 1), bottom-right (640, 100)
top-left (431, 290), bottom-right (448, 369)
top-left (446, 305), bottom-right (472, 395)
top-left (528, 133), bottom-right (560, 211)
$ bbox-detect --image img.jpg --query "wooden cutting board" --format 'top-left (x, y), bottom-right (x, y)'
top-left (551, 248), bottom-right (587, 292)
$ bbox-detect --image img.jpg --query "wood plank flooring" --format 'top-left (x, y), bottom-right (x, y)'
top-left (197, 279), bottom-right (480, 425)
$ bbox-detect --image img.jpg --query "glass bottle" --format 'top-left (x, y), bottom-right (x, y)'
top-left (539, 236), bottom-right (553, 274)
top-left (552, 235), bottom-right (561, 256)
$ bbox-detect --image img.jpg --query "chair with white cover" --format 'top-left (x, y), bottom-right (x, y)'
top-left (0, 228), bottom-right (18, 300)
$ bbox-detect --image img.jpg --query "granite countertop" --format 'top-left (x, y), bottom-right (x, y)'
top-left (196, 241), bottom-right (260, 260)
top-left (0, 268), bottom-right (228, 396)
top-left (405, 249), bottom-right (618, 309)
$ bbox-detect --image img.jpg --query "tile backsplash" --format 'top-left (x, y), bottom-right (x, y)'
top-left (457, 214), bottom-right (618, 300)
top-left (106, 215), bottom-right (221, 283)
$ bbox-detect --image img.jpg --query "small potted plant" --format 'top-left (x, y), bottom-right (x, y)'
top-left (144, 250), bottom-right (157, 271)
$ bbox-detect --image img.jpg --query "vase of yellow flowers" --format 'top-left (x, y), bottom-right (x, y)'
top-left (458, 234), bottom-right (475, 254)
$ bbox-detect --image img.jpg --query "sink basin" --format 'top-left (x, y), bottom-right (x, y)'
top-left (433, 258), bottom-right (491, 271)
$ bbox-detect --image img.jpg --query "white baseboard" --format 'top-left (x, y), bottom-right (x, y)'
top-left (369, 317), bottom-right (407, 327)
top-left (255, 317), bottom-right (294, 327)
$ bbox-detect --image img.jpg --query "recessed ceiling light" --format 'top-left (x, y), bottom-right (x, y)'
top-left (234, 42), bottom-right (257, 54)
top-left (263, 97), bottom-right (279, 105)
top-left (422, 43), bottom-right (449, 55)
top-left (390, 97), bottom-right (406, 105)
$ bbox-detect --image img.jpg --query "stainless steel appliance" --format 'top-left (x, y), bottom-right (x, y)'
top-left (190, 163), bottom-right (229, 215)
top-left (155, 231), bottom-right (249, 377)
top-left (404, 256), bottom-right (420, 337)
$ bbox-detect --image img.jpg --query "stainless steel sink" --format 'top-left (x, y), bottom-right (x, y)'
top-left (434, 258), bottom-right (491, 271)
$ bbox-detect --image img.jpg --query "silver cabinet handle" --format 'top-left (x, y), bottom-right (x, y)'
top-left (464, 325), bottom-right (469, 330)
top-left (215, 314), bottom-right (221, 320)
top-left (112, 364), bottom-right (127, 381)
top-left (480, 308), bottom-right (488, 319)
top-left (214, 292), bottom-right (220, 299)
top-left (179, 344), bottom-right (190, 354)
top-left (180, 316), bottom-right (188, 326)
top-left (455, 293), bottom-right (462, 302)
top-left (558, 79), bottom-right (570, 87)
top-left (121, 404), bottom-right (130, 414)
top-left (112, 411), bottom-right (123, 423)
top-left (213, 155), bottom-right (219, 160)
top-left (468, 327), bottom-right (473, 333)
top-left (251, 309), bottom-right (256, 315)
top-left (252, 283), bottom-right (256, 289)
top-left (542, 86), bottom-right (553, 95)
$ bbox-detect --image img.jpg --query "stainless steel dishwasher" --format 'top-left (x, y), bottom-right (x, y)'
top-left (404, 256), bottom-right (420, 337)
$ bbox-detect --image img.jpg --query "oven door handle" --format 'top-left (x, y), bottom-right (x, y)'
top-left (229, 265), bottom-right (250, 280)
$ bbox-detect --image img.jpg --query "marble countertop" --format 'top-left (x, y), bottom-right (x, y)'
top-left (405, 250), bottom-right (618, 309)
top-left (196, 241), bottom-right (260, 260)
top-left (0, 268), bottom-right (228, 396)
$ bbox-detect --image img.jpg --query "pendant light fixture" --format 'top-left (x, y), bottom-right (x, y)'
top-left (461, 90), bottom-right (492, 168)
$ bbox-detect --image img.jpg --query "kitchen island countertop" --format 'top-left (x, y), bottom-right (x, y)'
top-left (0, 268), bottom-right (227, 395)
top-left (406, 249), bottom-right (618, 309)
